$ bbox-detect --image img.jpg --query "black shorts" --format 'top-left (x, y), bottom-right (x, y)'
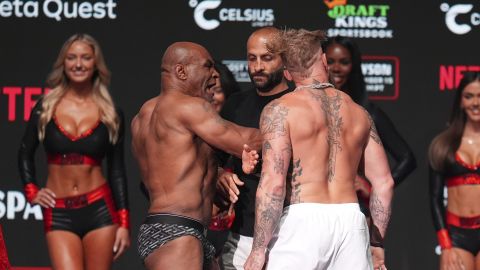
top-left (137, 213), bottom-right (215, 268)
top-left (449, 226), bottom-right (480, 255)
top-left (42, 184), bottom-right (118, 238)
top-left (447, 211), bottom-right (480, 255)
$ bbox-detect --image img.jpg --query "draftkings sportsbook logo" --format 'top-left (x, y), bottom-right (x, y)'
top-left (441, 3), bottom-right (479, 35)
top-left (189, 0), bottom-right (275, 30)
top-left (323, 0), bottom-right (393, 39)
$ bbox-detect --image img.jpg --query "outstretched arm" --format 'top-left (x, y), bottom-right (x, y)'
top-left (183, 98), bottom-right (261, 157)
top-left (245, 101), bottom-right (291, 270)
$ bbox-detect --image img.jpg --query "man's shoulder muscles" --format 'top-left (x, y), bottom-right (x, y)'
top-left (260, 100), bottom-right (290, 140)
top-left (180, 97), bottom-right (229, 129)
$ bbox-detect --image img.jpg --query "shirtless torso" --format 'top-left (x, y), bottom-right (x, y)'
top-left (131, 42), bottom-right (260, 270)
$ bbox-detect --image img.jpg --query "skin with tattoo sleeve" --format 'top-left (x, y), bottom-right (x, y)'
top-left (244, 29), bottom-right (394, 270)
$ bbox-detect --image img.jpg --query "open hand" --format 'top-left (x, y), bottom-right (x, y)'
top-left (440, 248), bottom-right (465, 270)
top-left (113, 227), bottom-right (130, 261)
top-left (32, 188), bottom-right (56, 208)
top-left (217, 170), bottom-right (244, 203)
top-left (242, 144), bottom-right (259, 174)
top-left (371, 246), bottom-right (387, 270)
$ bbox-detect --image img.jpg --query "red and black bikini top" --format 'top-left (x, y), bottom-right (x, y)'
top-left (445, 153), bottom-right (480, 187)
top-left (43, 115), bottom-right (110, 165)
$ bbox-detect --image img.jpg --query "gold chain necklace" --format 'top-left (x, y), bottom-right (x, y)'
top-left (295, 82), bottom-right (334, 91)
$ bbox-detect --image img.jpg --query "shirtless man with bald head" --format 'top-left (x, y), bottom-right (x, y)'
top-left (131, 42), bottom-right (260, 270)
top-left (244, 29), bottom-right (394, 270)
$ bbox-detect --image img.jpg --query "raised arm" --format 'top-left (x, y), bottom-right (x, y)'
top-left (244, 101), bottom-right (291, 270)
top-left (182, 98), bottom-right (261, 157)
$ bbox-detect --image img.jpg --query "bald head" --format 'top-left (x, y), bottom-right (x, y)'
top-left (160, 41), bottom-right (217, 98)
top-left (247, 27), bottom-right (281, 49)
top-left (161, 42), bottom-right (210, 73)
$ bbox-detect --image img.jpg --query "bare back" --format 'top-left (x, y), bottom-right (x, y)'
top-left (132, 93), bottom-right (218, 224)
top-left (262, 87), bottom-right (372, 205)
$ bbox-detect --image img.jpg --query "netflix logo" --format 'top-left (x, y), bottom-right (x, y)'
top-left (1, 86), bottom-right (50, 122)
top-left (439, 65), bottom-right (480, 91)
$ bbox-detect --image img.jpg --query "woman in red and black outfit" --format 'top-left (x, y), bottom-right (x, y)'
top-left (429, 71), bottom-right (480, 270)
top-left (18, 33), bottom-right (130, 269)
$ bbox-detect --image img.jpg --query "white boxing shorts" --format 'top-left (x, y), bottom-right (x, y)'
top-left (266, 203), bottom-right (373, 270)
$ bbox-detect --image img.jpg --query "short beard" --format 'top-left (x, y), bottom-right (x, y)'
top-left (249, 67), bottom-right (284, 93)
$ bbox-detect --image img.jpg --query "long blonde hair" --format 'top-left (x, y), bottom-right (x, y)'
top-left (38, 33), bottom-right (120, 143)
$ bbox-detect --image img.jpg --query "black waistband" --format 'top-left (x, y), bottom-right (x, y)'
top-left (144, 213), bottom-right (206, 235)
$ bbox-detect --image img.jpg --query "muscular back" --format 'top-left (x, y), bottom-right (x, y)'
top-left (131, 93), bottom-right (217, 223)
top-left (261, 88), bottom-right (372, 205)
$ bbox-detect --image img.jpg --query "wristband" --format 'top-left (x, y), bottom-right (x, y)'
top-left (117, 209), bottom-right (130, 229)
top-left (437, 229), bottom-right (452, 249)
top-left (24, 183), bottom-right (39, 203)
top-left (370, 241), bottom-right (384, 248)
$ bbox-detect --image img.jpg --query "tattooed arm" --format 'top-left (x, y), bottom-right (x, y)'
top-left (362, 112), bottom-right (394, 268)
top-left (244, 101), bottom-right (292, 270)
top-left (363, 113), bottom-right (394, 240)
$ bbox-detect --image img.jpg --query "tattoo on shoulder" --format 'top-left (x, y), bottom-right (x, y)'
top-left (260, 101), bottom-right (289, 139)
top-left (365, 111), bottom-right (382, 146)
top-left (311, 90), bottom-right (343, 182)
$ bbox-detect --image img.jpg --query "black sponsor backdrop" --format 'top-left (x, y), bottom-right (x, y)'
top-left (0, 0), bottom-right (479, 269)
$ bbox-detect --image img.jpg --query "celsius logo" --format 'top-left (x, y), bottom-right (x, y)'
top-left (440, 3), bottom-right (479, 35)
top-left (189, 0), bottom-right (275, 31)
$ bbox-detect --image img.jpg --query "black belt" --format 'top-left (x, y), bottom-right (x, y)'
top-left (144, 213), bottom-right (207, 236)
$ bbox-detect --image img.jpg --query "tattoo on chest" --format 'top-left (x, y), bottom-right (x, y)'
top-left (311, 87), bottom-right (343, 182)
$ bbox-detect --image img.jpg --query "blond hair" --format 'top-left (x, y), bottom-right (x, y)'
top-left (268, 28), bottom-right (327, 78)
top-left (38, 33), bottom-right (120, 143)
